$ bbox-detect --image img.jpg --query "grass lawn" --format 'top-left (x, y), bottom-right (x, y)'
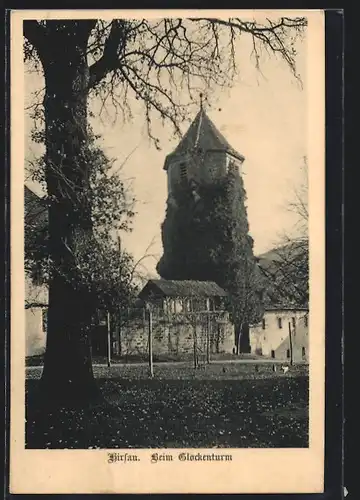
top-left (26, 363), bottom-right (308, 449)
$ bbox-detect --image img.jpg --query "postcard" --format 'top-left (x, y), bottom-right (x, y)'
top-left (10, 9), bottom-right (325, 494)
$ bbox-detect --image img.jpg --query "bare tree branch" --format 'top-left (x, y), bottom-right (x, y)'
top-left (89, 20), bottom-right (128, 89)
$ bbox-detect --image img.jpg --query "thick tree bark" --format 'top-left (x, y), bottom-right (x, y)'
top-left (37, 23), bottom-right (100, 405)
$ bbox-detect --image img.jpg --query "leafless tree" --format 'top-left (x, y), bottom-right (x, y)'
top-left (260, 157), bottom-right (309, 307)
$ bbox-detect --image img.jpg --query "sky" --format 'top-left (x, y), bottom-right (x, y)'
top-left (24, 20), bottom-right (307, 278)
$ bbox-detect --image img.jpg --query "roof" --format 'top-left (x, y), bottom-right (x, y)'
top-left (164, 109), bottom-right (245, 170)
top-left (264, 307), bottom-right (309, 312)
top-left (138, 279), bottom-right (228, 300)
top-left (256, 240), bottom-right (308, 271)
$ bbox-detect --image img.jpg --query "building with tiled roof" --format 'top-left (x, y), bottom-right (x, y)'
top-left (115, 277), bottom-right (234, 359)
top-left (138, 279), bottom-right (228, 301)
top-left (249, 243), bottom-right (309, 362)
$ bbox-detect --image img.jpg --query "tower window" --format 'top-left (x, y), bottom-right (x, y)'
top-left (286, 349), bottom-right (290, 358)
top-left (32, 265), bottom-right (43, 286)
top-left (292, 317), bottom-right (296, 327)
top-left (262, 318), bottom-right (266, 330)
top-left (277, 317), bottom-right (282, 329)
top-left (180, 163), bottom-right (187, 183)
top-left (304, 315), bottom-right (308, 327)
top-left (302, 347), bottom-right (306, 357)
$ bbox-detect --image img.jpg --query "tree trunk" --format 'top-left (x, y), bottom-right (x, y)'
top-left (288, 322), bottom-right (294, 366)
top-left (216, 325), bottom-right (221, 354)
top-left (240, 323), bottom-right (251, 354)
top-left (39, 24), bottom-right (99, 406)
top-left (235, 321), bottom-right (243, 355)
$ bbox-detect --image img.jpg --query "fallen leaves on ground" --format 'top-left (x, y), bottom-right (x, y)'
top-left (26, 374), bottom-right (309, 449)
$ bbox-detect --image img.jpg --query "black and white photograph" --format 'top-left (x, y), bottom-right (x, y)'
top-left (10, 9), bottom-right (325, 494)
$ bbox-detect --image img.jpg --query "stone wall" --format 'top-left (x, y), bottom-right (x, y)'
top-left (119, 312), bottom-right (235, 358)
top-left (167, 151), bottom-right (243, 196)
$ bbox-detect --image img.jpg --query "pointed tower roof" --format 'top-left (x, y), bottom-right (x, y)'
top-left (164, 108), bottom-right (245, 170)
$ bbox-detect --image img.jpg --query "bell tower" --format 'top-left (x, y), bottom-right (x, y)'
top-left (157, 102), bottom-right (261, 357)
top-left (163, 99), bottom-right (245, 209)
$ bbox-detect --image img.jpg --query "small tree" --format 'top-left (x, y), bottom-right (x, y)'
top-left (229, 257), bottom-right (265, 354)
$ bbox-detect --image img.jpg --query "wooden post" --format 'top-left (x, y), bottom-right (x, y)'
top-left (148, 306), bottom-right (154, 378)
top-left (107, 311), bottom-right (111, 367)
top-left (117, 307), bottom-right (122, 356)
top-left (117, 235), bottom-right (122, 356)
top-left (193, 323), bottom-right (198, 369)
top-left (206, 313), bottom-right (211, 364)
top-left (288, 321), bottom-right (294, 366)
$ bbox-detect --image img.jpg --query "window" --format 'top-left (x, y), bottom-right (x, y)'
top-left (183, 299), bottom-right (192, 313)
top-left (292, 317), bottom-right (296, 327)
top-left (262, 318), bottom-right (266, 330)
top-left (168, 300), bottom-right (176, 314)
top-left (192, 298), bottom-right (207, 312)
top-left (286, 349), bottom-right (290, 358)
top-left (302, 347), bottom-right (306, 357)
top-left (32, 265), bottom-right (43, 286)
top-left (271, 350), bottom-right (275, 359)
top-left (180, 163), bottom-right (187, 183)
top-left (304, 315), bottom-right (308, 327)
top-left (208, 299), bottom-right (215, 311)
top-left (277, 317), bottom-right (282, 329)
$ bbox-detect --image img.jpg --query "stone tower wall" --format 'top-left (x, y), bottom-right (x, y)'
top-left (167, 151), bottom-right (243, 201)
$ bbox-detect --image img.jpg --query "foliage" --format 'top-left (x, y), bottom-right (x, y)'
top-left (26, 372), bottom-right (309, 449)
top-left (259, 157), bottom-right (309, 308)
top-left (157, 168), bottom-right (265, 333)
top-left (25, 130), bottom-right (138, 313)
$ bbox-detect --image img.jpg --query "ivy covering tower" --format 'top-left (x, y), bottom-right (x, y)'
top-left (157, 102), bottom-right (264, 353)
